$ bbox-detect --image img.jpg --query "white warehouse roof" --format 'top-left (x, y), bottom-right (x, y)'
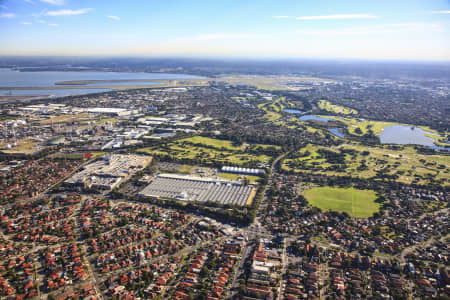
top-left (221, 166), bottom-right (265, 175)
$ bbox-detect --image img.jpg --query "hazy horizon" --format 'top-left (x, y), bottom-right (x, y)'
top-left (2, 55), bottom-right (450, 66)
top-left (1, 0), bottom-right (449, 61)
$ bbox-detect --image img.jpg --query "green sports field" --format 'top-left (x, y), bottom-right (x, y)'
top-left (303, 187), bottom-right (380, 218)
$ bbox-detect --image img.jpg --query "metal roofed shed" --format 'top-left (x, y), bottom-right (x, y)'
top-left (87, 107), bottom-right (131, 116)
top-left (139, 173), bottom-right (256, 206)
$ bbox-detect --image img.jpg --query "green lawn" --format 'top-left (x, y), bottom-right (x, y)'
top-left (303, 186), bottom-right (380, 218)
top-left (179, 136), bottom-right (243, 150)
top-left (39, 113), bottom-right (90, 125)
top-left (218, 172), bottom-right (261, 183)
top-left (220, 75), bottom-right (332, 90)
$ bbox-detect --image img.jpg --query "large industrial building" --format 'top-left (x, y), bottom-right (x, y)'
top-left (65, 154), bottom-right (152, 190)
top-left (86, 107), bottom-right (132, 116)
top-left (139, 173), bottom-right (256, 206)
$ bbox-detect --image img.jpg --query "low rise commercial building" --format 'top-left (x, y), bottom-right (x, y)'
top-left (65, 154), bottom-right (152, 191)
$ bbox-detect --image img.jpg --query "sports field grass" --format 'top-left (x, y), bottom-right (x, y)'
top-left (303, 187), bottom-right (379, 218)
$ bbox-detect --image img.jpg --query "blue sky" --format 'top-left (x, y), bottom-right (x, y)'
top-left (0, 0), bottom-right (449, 60)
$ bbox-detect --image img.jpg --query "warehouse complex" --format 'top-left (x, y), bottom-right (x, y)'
top-left (65, 154), bottom-right (152, 190)
top-left (139, 173), bottom-right (256, 206)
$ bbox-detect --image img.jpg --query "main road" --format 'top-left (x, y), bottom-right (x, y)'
top-left (227, 151), bottom-right (291, 300)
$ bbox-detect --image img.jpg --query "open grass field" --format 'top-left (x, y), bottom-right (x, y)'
top-left (52, 153), bottom-right (85, 160)
top-left (217, 172), bottom-right (261, 183)
top-left (39, 113), bottom-right (90, 125)
top-left (52, 151), bottom-right (105, 160)
top-left (303, 186), bottom-right (380, 218)
top-left (219, 75), bottom-right (332, 90)
top-left (0, 139), bottom-right (41, 155)
top-left (138, 136), bottom-right (275, 167)
top-left (177, 164), bottom-right (194, 174)
top-left (178, 136), bottom-right (243, 151)
top-left (89, 152), bottom-right (107, 159)
top-left (318, 100), bottom-right (357, 115)
top-left (282, 143), bottom-right (450, 186)
top-left (158, 164), bottom-right (194, 174)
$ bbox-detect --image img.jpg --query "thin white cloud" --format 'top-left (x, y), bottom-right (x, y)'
top-left (20, 21), bottom-right (32, 25)
top-left (24, 0), bottom-right (34, 4)
top-left (297, 14), bottom-right (378, 20)
top-left (432, 10), bottom-right (450, 14)
top-left (40, 0), bottom-right (65, 5)
top-left (272, 16), bottom-right (289, 19)
top-left (48, 23), bottom-right (59, 26)
top-left (296, 28), bottom-right (383, 36)
top-left (296, 22), bottom-right (442, 36)
top-left (46, 8), bottom-right (92, 16)
top-left (107, 15), bottom-right (120, 21)
top-left (0, 13), bottom-right (15, 18)
top-left (194, 33), bottom-right (259, 40)
top-left (37, 19), bottom-right (46, 23)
